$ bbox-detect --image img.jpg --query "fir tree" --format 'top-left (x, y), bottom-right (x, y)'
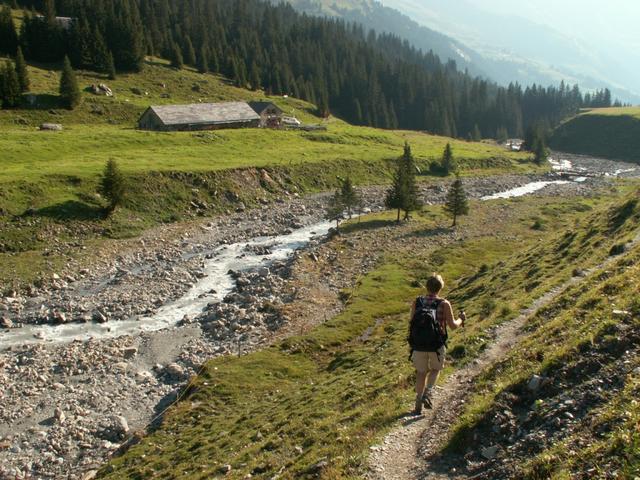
top-left (249, 61), bottom-right (261, 91)
top-left (99, 158), bottom-right (126, 215)
top-left (472, 124), bottom-right (482, 141)
top-left (106, 51), bottom-right (116, 80)
top-left (496, 126), bottom-right (508, 144)
top-left (170, 43), bottom-right (183, 69)
top-left (441, 143), bottom-right (456, 175)
top-left (15, 47), bottom-right (29, 93)
top-left (534, 139), bottom-right (548, 166)
top-left (0, 5), bottom-right (18, 56)
top-left (339, 176), bottom-right (361, 219)
top-left (59, 56), bottom-right (81, 109)
top-left (183, 35), bottom-right (196, 66)
top-left (197, 44), bottom-right (209, 74)
top-left (0, 60), bottom-right (21, 107)
top-left (385, 142), bottom-right (420, 222)
top-left (325, 189), bottom-right (345, 230)
top-left (443, 174), bottom-right (469, 227)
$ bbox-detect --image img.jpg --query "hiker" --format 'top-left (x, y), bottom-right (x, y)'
top-left (408, 273), bottom-right (465, 415)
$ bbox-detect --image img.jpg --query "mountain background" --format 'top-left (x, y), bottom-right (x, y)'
top-left (286, 0), bottom-right (640, 104)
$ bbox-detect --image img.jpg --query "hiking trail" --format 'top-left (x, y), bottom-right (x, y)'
top-left (367, 232), bottom-right (640, 480)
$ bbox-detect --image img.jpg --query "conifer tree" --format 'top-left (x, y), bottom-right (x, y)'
top-left (0, 5), bottom-right (18, 55)
top-left (197, 44), bottom-right (209, 74)
top-left (1, 60), bottom-right (21, 107)
top-left (385, 142), bottom-right (420, 222)
top-left (472, 124), bottom-right (481, 141)
top-left (59, 56), bottom-right (81, 109)
top-left (183, 35), bottom-right (196, 66)
top-left (15, 47), bottom-right (29, 92)
top-left (441, 143), bottom-right (456, 175)
top-left (106, 51), bottom-right (116, 80)
top-left (99, 158), bottom-right (126, 215)
top-left (170, 43), bottom-right (183, 69)
top-left (325, 189), bottom-right (345, 230)
top-left (534, 139), bottom-right (548, 166)
top-left (249, 61), bottom-right (261, 91)
top-left (443, 174), bottom-right (469, 227)
top-left (339, 176), bottom-right (361, 219)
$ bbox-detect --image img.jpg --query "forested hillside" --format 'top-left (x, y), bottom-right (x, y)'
top-left (0, 0), bottom-right (616, 139)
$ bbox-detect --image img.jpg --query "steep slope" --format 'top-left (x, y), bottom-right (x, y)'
top-left (284, 0), bottom-right (478, 71)
top-left (550, 108), bottom-right (640, 164)
top-left (438, 192), bottom-right (640, 479)
top-left (96, 185), bottom-right (639, 479)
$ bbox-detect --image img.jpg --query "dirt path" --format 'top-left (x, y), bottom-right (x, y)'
top-left (367, 231), bottom-right (640, 480)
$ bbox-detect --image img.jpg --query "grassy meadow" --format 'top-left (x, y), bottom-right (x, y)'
top-left (98, 187), bottom-right (640, 479)
top-left (550, 106), bottom-right (640, 164)
top-left (0, 52), bottom-right (539, 289)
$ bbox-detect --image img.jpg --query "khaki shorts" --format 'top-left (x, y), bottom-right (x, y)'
top-left (412, 347), bottom-right (446, 373)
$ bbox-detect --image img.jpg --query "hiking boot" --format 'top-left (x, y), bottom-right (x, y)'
top-left (413, 398), bottom-right (423, 415)
top-left (422, 392), bottom-right (433, 410)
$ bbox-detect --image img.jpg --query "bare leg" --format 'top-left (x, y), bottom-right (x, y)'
top-left (426, 369), bottom-right (441, 389)
top-left (415, 371), bottom-right (428, 397)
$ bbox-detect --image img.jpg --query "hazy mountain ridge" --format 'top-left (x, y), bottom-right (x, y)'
top-left (283, 0), bottom-right (479, 73)
top-left (286, 0), bottom-right (640, 104)
top-left (381, 0), bottom-right (640, 103)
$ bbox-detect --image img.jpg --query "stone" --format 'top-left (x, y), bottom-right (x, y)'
top-left (111, 416), bottom-right (129, 435)
top-left (0, 316), bottom-right (12, 329)
top-left (219, 464), bottom-right (232, 473)
top-left (54, 407), bottom-right (66, 424)
top-left (165, 363), bottom-right (185, 379)
top-left (527, 374), bottom-right (545, 393)
top-left (480, 445), bottom-right (500, 460)
top-left (39, 123), bottom-right (63, 131)
top-left (123, 347), bottom-right (138, 359)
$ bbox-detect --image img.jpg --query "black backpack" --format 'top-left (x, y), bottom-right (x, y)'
top-left (408, 296), bottom-right (447, 352)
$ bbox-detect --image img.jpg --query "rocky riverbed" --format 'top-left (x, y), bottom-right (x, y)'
top-left (0, 154), bottom-right (637, 479)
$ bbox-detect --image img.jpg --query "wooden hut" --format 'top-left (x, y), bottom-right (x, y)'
top-left (138, 102), bottom-right (261, 131)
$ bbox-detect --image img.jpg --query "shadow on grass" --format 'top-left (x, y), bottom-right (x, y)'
top-left (403, 226), bottom-right (451, 239)
top-left (22, 93), bottom-right (61, 110)
top-left (35, 200), bottom-right (104, 221)
top-left (340, 218), bottom-right (396, 234)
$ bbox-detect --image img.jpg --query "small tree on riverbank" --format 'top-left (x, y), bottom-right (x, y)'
top-left (443, 174), bottom-right (469, 227)
top-left (385, 142), bottom-right (420, 222)
top-left (99, 159), bottom-right (126, 215)
top-left (340, 176), bottom-right (361, 219)
top-left (441, 143), bottom-right (456, 175)
top-left (534, 139), bottom-right (548, 166)
top-left (326, 176), bottom-right (362, 230)
top-left (325, 189), bottom-right (345, 230)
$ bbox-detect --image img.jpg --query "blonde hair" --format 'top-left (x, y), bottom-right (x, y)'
top-left (426, 273), bottom-right (444, 294)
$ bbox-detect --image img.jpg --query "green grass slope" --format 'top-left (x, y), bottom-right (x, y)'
top-left (98, 187), bottom-right (640, 479)
top-left (0, 54), bottom-right (536, 288)
top-left (443, 190), bottom-right (640, 478)
top-left (550, 107), bottom-right (640, 163)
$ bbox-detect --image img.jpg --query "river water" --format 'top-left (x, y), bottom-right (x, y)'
top-left (1, 154), bottom-right (638, 349)
top-left (0, 221), bottom-right (334, 350)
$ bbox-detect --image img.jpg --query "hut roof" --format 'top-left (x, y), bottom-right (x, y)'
top-left (148, 102), bottom-right (260, 126)
top-left (248, 101), bottom-right (284, 115)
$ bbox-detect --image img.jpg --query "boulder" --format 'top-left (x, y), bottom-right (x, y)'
top-left (526, 374), bottom-right (546, 393)
top-left (0, 316), bottom-right (12, 329)
top-left (164, 363), bottom-right (186, 379)
top-left (480, 445), bottom-right (500, 460)
top-left (39, 123), bottom-right (63, 131)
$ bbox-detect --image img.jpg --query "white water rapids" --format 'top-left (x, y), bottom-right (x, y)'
top-left (1, 155), bottom-right (636, 349)
top-left (0, 221), bottom-right (334, 350)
